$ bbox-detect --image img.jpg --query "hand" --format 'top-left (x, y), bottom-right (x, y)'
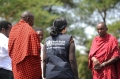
top-left (94, 63), bottom-right (104, 71)
top-left (91, 57), bottom-right (100, 67)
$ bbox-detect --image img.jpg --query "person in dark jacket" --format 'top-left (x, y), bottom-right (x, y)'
top-left (43, 17), bottom-right (78, 79)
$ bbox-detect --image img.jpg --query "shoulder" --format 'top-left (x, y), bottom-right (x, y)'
top-left (40, 43), bottom-right (44, 46)
top-left (108, 34), bottom-right (117, 40)
top-left (91, 36), bottom-right (98, 43)
top-left (107, 34), bottom-right (118, 44)
top-left (26, 26), bottom-right (37, 36)
top-left (0, 33), bottom-right (8, 40)
top-left (64, 34), bottom-right (72, 37)
top-left (61, 34), bottom-right (72, 39)
top-left (45, 36), bottom-right (52, 41)
top-left (0, 33), bottom-right (8, 47)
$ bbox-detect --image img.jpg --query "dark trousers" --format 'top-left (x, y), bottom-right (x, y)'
top-left (0, 68), bottom-right (14, 79)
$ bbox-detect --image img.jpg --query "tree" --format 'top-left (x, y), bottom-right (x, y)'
top-left (76, 51), bottom-right (92, 79)
top-left (71, 0), bottom-right (120, 55)
top-left (0, 0), bottom-right (76, 38)
top-left (76, 0), bottom-right (120, 25)
top-left (108, 21), bottom-right (120, 42)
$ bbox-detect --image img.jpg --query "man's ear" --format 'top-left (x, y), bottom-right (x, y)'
top-left (106, 28), bottom-right (108, 31)
top-left (1, 28), bottom-right (5, 33)
top-left (26, 17), bottom-right (29, 21)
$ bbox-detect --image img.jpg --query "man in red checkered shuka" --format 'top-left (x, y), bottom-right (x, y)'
top-left (8, 11), bottom-right (42, 79)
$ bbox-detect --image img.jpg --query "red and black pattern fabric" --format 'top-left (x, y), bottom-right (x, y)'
top-left (8, 20), bottom-right (42, 79)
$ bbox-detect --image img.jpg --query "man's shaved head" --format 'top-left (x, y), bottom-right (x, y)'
top-left (97, 22), bottom-right (107, 28)
top-left (21, 11), bottom-right (33, 18)
top-left (21, 11), bottom-right (34, 26)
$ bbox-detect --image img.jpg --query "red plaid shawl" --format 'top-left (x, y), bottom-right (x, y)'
top-left (8, 20), bottom-right (42, 79)
top-left (88, 34), bottom-right (120, 79)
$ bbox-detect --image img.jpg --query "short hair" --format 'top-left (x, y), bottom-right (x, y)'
top-left (21, 11), bottom-right (34, 19)
top-left (98, 22), bottom-right (107, 28)
top-left (34, 27), bottom-right (44, 32)
top-left (0, 21), bottom-right (11, 31)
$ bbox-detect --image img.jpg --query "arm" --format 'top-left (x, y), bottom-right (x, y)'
top-left (69, 38), bottom-right (78, 79)
top-left (91, 57), bottom-right (100, 68)
top-left (40, 44), bottom-right (44, 79)
top-left (0, 47), bottom-right (8, 59)
top-left (94, 57), bottom-right (119, 71)
top-left (103, 45), bottom-right (120, 67)
top-left (102, 57), bottom-right (119, 67)
top-left (43, 45), bottom-right (46, 79)
top-left (95, 45), bottom-right (120, 70)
